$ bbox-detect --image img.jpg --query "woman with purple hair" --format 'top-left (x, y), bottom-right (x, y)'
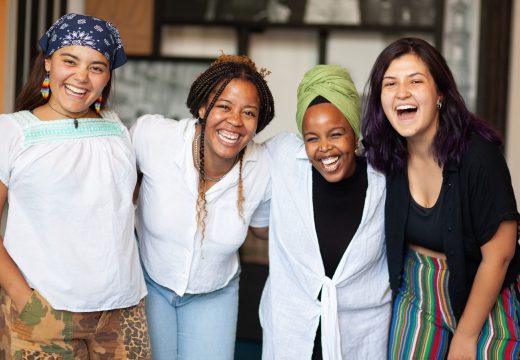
top-left (362, 37), bottom-right (520, 359)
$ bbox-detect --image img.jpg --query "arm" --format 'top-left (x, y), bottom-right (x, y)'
top-left (0, 182), bottom-right (33, 311)
top-left (447, 220), bottom-right (517, 360)
top-left (249, 226), bottom-right (268, 240)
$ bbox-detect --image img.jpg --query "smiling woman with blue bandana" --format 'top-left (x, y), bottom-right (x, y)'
top-left (260, 65), bottom-right (391, 359)
top-left (0, 13), bottom-right (150, 359)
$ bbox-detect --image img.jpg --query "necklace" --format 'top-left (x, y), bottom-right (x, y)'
top-left (47, 102), bottom-right (90, 129)
top-left (193, 132), bottom-right (237, 182)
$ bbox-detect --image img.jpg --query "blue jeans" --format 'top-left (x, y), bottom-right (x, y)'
top-left (144, 270), bottom-right (239, 360)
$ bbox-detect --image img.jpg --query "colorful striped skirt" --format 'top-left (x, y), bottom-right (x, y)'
top-left (388, 249), bottom-right (520, 359)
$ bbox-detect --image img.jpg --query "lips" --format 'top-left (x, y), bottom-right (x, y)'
top-left (217, 129), bottom-right (240, 144)
top-left (320, 156), bottom-right (339, 172)
top-left (64, 84), bottom-right (88, 96)
top-left (396, 104), bottom-right (418, 120)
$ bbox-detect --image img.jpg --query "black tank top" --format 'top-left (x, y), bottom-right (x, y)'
top-left (405, 184), bottom-right (445, 253)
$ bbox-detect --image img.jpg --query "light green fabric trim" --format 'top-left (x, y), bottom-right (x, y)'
top-left (14, 111), bottom-right (124, 146)
top-left (24, 120), bottom-right (124, 146)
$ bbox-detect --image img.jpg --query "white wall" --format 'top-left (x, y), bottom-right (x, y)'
top-left (507, 0), bottom-right (520, 207)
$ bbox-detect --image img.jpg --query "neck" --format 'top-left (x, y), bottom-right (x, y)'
top-left (193, 126), bottom-right (239, 180)
top-left (46, 101), bottom-right (92, 119)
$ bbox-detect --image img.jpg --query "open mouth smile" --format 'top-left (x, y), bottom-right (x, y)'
top-left (321, 156), bottom-right (340, 172)
top-left (65, 84), bottom-right (88, 96)
top-left (217, 129), bottom-right (240, 144)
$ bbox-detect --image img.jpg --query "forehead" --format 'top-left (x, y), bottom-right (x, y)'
top-left (218, 78), bottom-right (259, 99)
top-left (385, 53), bottom-right (431, 75)
top-left (52, 45), bottom-right (109, 65)
top-left (303, 103), bottom-right (352, 131)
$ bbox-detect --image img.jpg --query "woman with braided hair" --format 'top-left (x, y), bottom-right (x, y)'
top-left (131, 54), bottom-right (275, 359)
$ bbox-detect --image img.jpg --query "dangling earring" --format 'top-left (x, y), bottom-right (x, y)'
top-left (436, 99), bottom-right (443, 110)
top-left (94, 95), bottom-right (103, 113)
top-left (41, 72), bottom-right (50, 100)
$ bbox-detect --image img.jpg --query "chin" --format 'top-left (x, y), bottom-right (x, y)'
top-left (320, 171), bottom-right (344, 183)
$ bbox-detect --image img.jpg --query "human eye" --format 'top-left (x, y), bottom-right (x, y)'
top-left (62, 58), bottom-right (76, 66)
top-left (216, 103), bottom-right (230, 111)
top-left (410, 78), bottom-right (423, 85)
top-left (382, 80), bottom-right (395, 88)
top-left (90, 66), bottom-right (105, 74)
top-left (244, 110), bottom-right (257, 118)
top-left (304, 136), bottom-right (318, 143)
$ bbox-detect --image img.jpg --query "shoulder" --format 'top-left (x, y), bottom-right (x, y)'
top-left (0, 112), bottom-right (28, 137)
top-left (263, 131), bottom-right (304, 159)
top-left (131, 114), bottom-right (195, 143)
top-left (460, 133), bottom-right (507, 175)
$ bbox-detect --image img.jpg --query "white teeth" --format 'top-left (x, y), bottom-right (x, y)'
top-left (321, 156), bottom-right (338, 165)
top-left (65, 84), bottom-right (87, 95)
top-left (396, 105), bottom-right (417, 111)
top-left (218, 130), bottom-right (239, 143)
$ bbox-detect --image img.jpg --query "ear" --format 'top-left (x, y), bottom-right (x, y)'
top-left (198, 106), bottom-right (206, 120)
top-left (44, 57), bottom-right (51, 72)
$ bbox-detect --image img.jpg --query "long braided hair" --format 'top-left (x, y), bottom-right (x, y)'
top-left (186, 54), bottom-right (275, 238)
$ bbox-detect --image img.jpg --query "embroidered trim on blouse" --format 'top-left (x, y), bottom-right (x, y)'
top-left (15, 111), bottom-right (124, 146)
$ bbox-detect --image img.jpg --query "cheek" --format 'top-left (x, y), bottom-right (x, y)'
top-left (245, 118), bottom-right (259, 134)
top-left (93, 75), bottom-right (110, 91)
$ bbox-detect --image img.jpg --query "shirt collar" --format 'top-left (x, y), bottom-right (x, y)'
top-left (296, 142), bottom-right (308, 160)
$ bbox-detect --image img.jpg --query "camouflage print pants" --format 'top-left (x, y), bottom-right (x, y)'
top-left (0, 288), bottom-right (151, 360)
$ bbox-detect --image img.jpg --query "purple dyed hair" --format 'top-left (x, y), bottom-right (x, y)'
top-left (361, 37), bottom-right (501, 175)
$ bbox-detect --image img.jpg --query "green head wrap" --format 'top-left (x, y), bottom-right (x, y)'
top-left (296, 64), bottom-right (360, 137)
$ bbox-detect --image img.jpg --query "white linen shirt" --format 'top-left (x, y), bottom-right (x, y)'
top-left (131, 115), bottom-right (270, 295)
top-left (0, 110), bottom-right (146, 312)
top-left (259, 132), bottom-right (392, 360)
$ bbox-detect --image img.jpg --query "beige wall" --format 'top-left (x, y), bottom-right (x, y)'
top-left (507, 0), bottom-right (520, 207)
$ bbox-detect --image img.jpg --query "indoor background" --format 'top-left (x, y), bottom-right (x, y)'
top-left (1, 0), bottom-right (519, 358)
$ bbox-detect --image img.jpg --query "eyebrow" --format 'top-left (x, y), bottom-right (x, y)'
top-left (59, 53), bottom-right (109, 67)
top-left (383, 72), bottom-right (426, 79)
top-left (216, 98), bottom-right (258, 109)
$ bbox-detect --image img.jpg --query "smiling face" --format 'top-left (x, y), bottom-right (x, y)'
top-left (303, 102), bottom-right (357, 182)
top-left (198, 78), bottom-right (260, 164)
top-left (44, 45), bottom-right (111, 116)
top-left (380, 53), bottom-right (442, 145)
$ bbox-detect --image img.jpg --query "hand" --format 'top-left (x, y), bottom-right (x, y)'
top-left (447, 331), bottom-right (478, 360)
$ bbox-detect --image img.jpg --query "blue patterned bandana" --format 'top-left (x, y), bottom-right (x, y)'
top-left (39, 13), bottom-right (127, 69)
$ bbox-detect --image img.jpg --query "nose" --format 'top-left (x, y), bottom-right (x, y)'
top-left (318, 140), bottom-right (332, 152)
top-left (396, 83), bottom-right (411, 99)
top-left (74, 67), bottom-right (89, 82)
top-left (227, 111), bottom-right (244, 127)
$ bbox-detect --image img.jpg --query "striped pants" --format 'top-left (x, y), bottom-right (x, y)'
top-left (389, 250), bottom-right (520, 359)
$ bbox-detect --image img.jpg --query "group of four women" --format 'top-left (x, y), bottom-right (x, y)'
top-left (0, 12), bottom-right (518, 360)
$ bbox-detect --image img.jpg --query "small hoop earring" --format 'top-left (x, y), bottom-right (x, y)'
top-left (436, 99), bottom-right (443, 110)
top-left (41, 72), bottom-right (50, 100)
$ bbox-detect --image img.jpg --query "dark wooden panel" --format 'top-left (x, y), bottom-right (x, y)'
top-left (476, 0), bottom-right (513, 137)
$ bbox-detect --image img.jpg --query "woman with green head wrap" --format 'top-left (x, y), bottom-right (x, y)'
top-left (259, 64), bottom-right (391, 359)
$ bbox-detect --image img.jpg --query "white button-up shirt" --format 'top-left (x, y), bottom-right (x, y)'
top-left (131, 115), bottom-right (270, 295)
top-left (260, 132), bottom-right (391, 359)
